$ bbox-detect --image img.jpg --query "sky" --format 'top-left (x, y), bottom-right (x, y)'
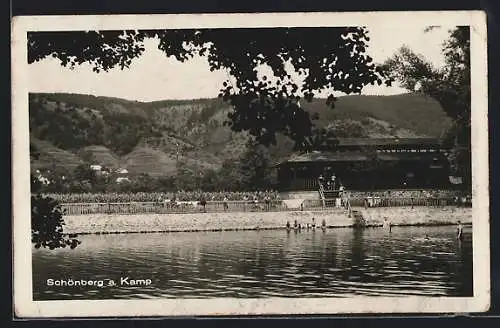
top-left (28, 25), bottom-right (456, 102)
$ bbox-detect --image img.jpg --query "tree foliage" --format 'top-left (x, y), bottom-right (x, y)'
top-left (30, 139), bottom-right (277, 193)
top-left (31, 194), bottom-right (81, 250)
top-left (383, 27), bottom-right (470, 122)
top-left (73, 163), bottom-right (96, 183)
top-left (29, 94), bottom-right (162, 155)
top-left (383, 26), bottom-right (471, 187)
top-left (238, 139), bottom-right (275, 189)
top-left (28, 28), bottom-right (390, 148)
top-left (30, 132), bottom-right (81, 250)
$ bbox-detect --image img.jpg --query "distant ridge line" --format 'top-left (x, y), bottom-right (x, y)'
top-left (29, 91), bottom-right (416, 104)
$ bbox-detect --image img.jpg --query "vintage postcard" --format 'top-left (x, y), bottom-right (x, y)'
top-left (12, 11), bottom-right (489, 317)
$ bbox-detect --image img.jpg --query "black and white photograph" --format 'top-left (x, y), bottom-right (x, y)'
top-left (12, 11), bottom-right (489, 317)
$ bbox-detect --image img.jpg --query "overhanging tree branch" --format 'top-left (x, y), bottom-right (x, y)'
top-left (28, 27), bottom-right (392, 147)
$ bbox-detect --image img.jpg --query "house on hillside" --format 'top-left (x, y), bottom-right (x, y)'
top-left (34, 170), bottom-right (51, 185)
top-left (90, 164), bottom-right (102, 171)
top-left (116, 177), bottom-right (131, 184)
top-left (37, 175), bottom-right (51, 185)
top-left (116, 168), bottom-right (128, 174)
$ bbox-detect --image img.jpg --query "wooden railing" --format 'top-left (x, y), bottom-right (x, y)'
top-left (304, 179), bottom-right (318, 191)
top-left (304, 196), bottom-right (471, 209)
top-left (60, 197), bottom-right (470, 216)
top-left (61, 200), bottom-right (289, 216)
top-left (347, 197), bottom-right (471, 208)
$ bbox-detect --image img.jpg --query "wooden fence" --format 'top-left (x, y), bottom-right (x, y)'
top-left (347, 197), bottom-right (471, 208)
top-left (60, 196), bottom-right (469, 216)
top-left (61, 200), bottom-right (288, 216)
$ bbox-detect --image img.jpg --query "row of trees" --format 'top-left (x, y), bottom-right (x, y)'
top-left (384, 26), bottom-right (471, 188)
top-left (30, 145), bottom-right (81, 250)
top-left (32, 139), bottom-right (276, 194)
top-left (29, 95), bottom-right (164, 155)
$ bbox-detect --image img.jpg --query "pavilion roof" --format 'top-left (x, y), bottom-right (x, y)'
top-left (274, 150), bottom-right (448, 167)
top-left (329, 137), bottom-right (441, 147)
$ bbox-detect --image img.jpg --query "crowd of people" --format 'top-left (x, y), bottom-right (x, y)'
top-left (318, 173), bottom-right (344, 191)
top-left (343, 189), bottom-right (471, 200)
top-left (315, 172), bottom-right (472, 209)
top-left (345, 190), bottom-right (472, 202)
top-left (157, 190), bottom-right (281, 203)
top-left (344, 189), bottom-right (472, 208)
top-left (45, 190), bottom-right (282, 204)
top-left (317, 173), bottom-right (348, 209)
top-left (45, 174), bottom-right (471, 212)
top-left (285, 217), bottom-right (328, 231)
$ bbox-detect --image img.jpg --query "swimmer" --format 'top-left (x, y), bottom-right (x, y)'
top-left (286, 221), bottom-right (291, 230)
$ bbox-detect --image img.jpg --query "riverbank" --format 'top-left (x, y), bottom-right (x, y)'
top-left (359, 206), bottom-right (472, 227)
top-left (62, 206), bottom-right (472, 234)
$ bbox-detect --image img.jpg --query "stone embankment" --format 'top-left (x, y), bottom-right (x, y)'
top-left (359, 206), bottom-right (472, 227)
top-left (63, 206), bottom-right (472, 235)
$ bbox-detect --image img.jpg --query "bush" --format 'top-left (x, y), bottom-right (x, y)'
top-left (31, 194), bottom-right (81, 250)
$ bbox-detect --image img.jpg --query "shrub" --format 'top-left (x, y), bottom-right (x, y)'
top-left (31, 194), bottom-right (81, 250)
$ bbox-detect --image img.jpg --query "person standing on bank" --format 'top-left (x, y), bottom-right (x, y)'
top-left (383, 218), bottom-right (392, 233)
top-left (264, 195), bottom-right (271, 211)
top-left (199, 196), bottom-right (207, 212)
top-left (243, 195), bottom-right (249, 211)
top-left (318, 174), bottom-right (325, 187)
top-left (457, 221), bottom-right (464, 240)
top-left (339, 184), bottom-right (345, 206)
top-left (335, 196), bottom-right (341, 208)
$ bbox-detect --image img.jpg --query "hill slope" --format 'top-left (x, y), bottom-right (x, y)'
top-left (29, 92), bottom-right (453, 177)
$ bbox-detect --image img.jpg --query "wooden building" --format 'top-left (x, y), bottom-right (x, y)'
top-left (274, 138), bottom-right (451, 191)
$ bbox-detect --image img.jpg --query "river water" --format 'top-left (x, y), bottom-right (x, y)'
top-left (32, 226), bottom-right (472, 300)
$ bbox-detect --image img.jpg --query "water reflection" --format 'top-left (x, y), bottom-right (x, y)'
top-left (32, 226), bottom-right (472, 300)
